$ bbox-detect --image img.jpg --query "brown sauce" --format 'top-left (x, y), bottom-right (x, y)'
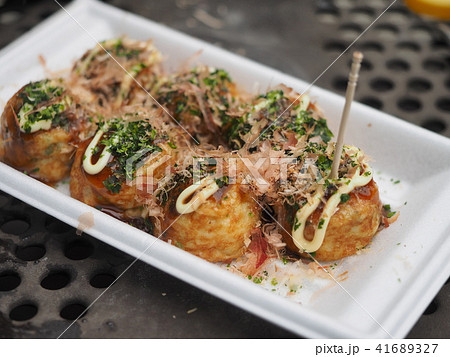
top-left (351, 179), bottom-right (377, 200)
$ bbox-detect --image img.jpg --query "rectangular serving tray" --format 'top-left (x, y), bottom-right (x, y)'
top-left (1, 0), bottom-right (450, 338)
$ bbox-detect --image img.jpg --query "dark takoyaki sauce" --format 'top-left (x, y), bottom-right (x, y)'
top-left (182, 191), bottom-right (196, 205)
top-left (305, 179), bottom-right (378, 230)
top-left (82, 138), bottom-right (115, 190)
top-left (98, 205), bottom-right (153, 234)
top-left (166, 193), bottom-right (181, 221)
top-left (162, 181), bottom-right (191, 222)
top-left (85, 164), bottom-right (114, 190)
top-left (98, 205), bottom-right (125, 220)
top-left (351, 179), bottom-right (377, 200)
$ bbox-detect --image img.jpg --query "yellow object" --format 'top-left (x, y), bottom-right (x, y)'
top-left (404, 0), bottom-right (450, 20)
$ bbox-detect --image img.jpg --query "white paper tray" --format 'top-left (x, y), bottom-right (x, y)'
top-left (1, 0), bottom-right (450, 338)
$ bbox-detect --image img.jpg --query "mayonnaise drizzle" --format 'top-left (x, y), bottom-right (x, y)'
top-left (18, 105), bottom-right (52, 133)
top-left (176, 176), bottom-right (220, 214)
top-left (18, 95), bottom-right (71, 134)
top-left (297, 94), bottom-right (310, 112)
top-left (82, 129), bottom-right (114, 175)
top-left (291, 148), bottom-right (373, 253)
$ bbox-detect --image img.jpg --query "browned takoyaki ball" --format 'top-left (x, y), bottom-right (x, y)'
top-left (70, 140), bottom-right (175, 211)
top-left (277, 180), bottom-right (382, 261)
top-left (71, 37), bottom-right (162, 109)
top-left (70, 115), bottom-right (179, 221)
top-left (162, 182), bottom-right (260, 262)
top-left (0, 80), bottom-right (94, 183)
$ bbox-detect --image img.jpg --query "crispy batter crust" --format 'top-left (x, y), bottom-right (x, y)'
top-left (278, 180), bottom-right (382, 261)
top-left (162, 184), bottom-right (260, 262)
top-left (70, 139), bottom-right (175, 212)
top-left (0, 85), bottom-right (76, 183)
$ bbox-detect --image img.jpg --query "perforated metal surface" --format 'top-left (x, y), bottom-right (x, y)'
top-left (0, 0), bottom-right (449, 338)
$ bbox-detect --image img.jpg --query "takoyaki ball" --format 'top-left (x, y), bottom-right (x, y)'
top-left (71, 37), bottom-right (163, 108)
top-left (222, 86), bottom-right (314, 150)
top-left (162, 181), bottom-right (260, 262)
top-left (70, 116), bottom-right (178, 214)
top-left (0, 79), bottom-right (94, 183)
top-left (156, 66), bottom-right (241, 145)
top-left (277, 180), bottom-right (382, 261)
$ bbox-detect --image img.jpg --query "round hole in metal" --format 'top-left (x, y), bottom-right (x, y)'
top-left (334, 0), bottom-right (353, 9)
top-left (358, 41), bottom-right (384, 52)
top-left (332, 76), bottom-right (348, 91)
top-left (64, 240), bottom-right (94, 260)
top-left (0, 11), bottom-right (22, 25)
top-left (436, 98), bottom-right (450, 112)
top-left (9, 304), bottom-right (38, 321)
top-left (45, 216), bottom-right (72, 234)
top-left (41, 271), bottom-right (71, 290)
top-left (350, 7), bottom-right (374, 15)
top-left (39, 10), bottom-right (54, 20)
top-left (431, 39), bottom-right (448, 50)
top-left (0, 272), bottom-right (21, 291)
top-left (398, 97), bottom-right (422, 112)
top-left (421, 118), bottom-right (447, 133)
top-left (408, 78), bottom-right (432, 92)
top-left (386, 59), bottom-right (410, 71)
top-left (1, 219), bottom-right (30, 235)
top-left (423, 58), bottom-right (446, 72)
top-left (316, 8), bottom-right (340, 24)
top-left (423, 300), bottom-right (438, 315)
top-left (16, 245), bottom-right (46, 261)
top-left (338, 23), bottom-right (363, 39)
top-left (60, 303), bottom-right (87, 320)
top-left (396, 41), bottom-right (420, 52)
top-left (361, 59), bottom-right (373, 71)
top-left (370, 77), bottom-right (394, 92)
top-left (350, 7), bottom-right (374, 23)
top-left (90, 273), bottom-right (116, 289)
top-left (348, 58), bottom-right (373, 71)
top-left (410, 24), bottom-right (433, 40)
top-left (373, 24), bottom-right (399, 39)
top-left (359, 97), bottom-right (383, 110)
top-left (323, 41), bottom-right (347, 52)
top-left (385, 8), bottom-right (409, 22)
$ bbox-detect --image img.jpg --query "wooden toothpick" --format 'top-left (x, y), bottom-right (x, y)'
top-left (330, 51), bottom-right (364, 180)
